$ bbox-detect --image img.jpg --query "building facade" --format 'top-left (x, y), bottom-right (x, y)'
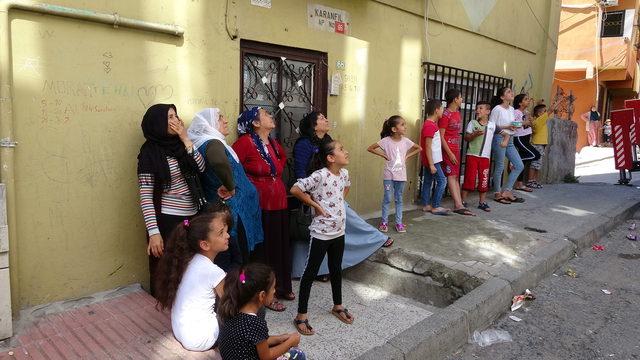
top-left (553, 0), bottom-right (640, 151)
top-left (1, 0), bottom-right (560, 313)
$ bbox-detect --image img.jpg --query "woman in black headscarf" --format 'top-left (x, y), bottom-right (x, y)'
top-left (137, 103), bottom-right (207, 296)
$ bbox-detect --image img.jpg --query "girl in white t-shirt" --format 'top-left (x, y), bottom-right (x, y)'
top-left (367, 115), bottom-right (421, 233)
top-left (290, 140), bottom-right (354, 336)
top-left (489, 87), bottom-right (525, 205)
top-left (154, 203), bottom-right (231, 352)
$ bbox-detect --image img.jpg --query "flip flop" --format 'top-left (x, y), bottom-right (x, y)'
top-left (515, 186), bottom-right (533, 192)
top-left (382, 237), bottom-right (394, 247)
top-left (453, 208), bottom-right (476, 216)
top-left (266, 300), bottom-right (286, 312)
top-left (494, 197), bottom-right (511, 204)
top-left (277, 292), bottom-right (296, 301)
top-left (331, 308), bottom-right (354, 324)
top-left (505, 197), bottom-right (526, 203)
top-left (293, 319), bottom-right (314, 336)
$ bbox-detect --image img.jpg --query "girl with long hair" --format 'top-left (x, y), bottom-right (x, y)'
top-left (367, 115), bottom-right (421, 232)
top-left (291, 112), bottom-right (392, 280)
top-left (290, 140), bottom-right (355, 336)
top-left (217, 263), bottom-right (303, 360)
top-left (489, 87), bottom-right (525, 204)
top-left (137, 103), bottom-right (206, 295)
top-left (512, 93), bottom-right (540, 192)
top-left (154, 204), bottom-right (231, 351)
top-left (233, 107), bottom-right (292, 311)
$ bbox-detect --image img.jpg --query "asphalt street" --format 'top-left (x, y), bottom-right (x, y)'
top-left (447, 217), bottom-right (640, 360)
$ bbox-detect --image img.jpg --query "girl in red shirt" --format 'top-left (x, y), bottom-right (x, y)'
top-left (232, 107), bottom-right (293, 311)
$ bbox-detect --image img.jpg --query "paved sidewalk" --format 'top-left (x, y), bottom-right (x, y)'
top-left (0, 287), bottom-right (222, 360)
top-left (0, 183), bottom-right (638, 360)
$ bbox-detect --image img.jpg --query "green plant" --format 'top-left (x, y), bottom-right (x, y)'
top-left (563, 173), bottom-right (580, 183)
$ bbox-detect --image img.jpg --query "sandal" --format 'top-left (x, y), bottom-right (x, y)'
top-left (494, 197), bottom-right (511, 204)
top-left (453, 208), bottom-right (476, 216)
top-left (278, 292), bottom-right (296, 301)
top-left (293, 319), bottom-right (315, 336)
top-left (431, 207), bottom-right (450, 216)
top-left (514, 186), bottom-right (533, 192)
top-left (331, 308), bottom-right (354, 324)
top-left (478, 203), bottom-right (491, 212)
top-left (505, 196), bottom-right (525, 203)
top-left (266, 300), bottom-right (286, 312)
top-left (382, 237), bottom-right (394, 247)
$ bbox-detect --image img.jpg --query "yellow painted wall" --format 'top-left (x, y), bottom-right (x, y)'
top-left (6, 0), bottom-right (560, 309)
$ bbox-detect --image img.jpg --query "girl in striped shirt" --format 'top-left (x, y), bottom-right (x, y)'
top-left (137, 103), bottom-right (206, 296)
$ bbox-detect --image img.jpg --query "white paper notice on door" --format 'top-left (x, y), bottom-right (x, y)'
top-left (308, 4), bottom-right (350, 35)
top-left (251, 0), bottom-right (271, 9)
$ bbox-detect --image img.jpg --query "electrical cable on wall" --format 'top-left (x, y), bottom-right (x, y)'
top-left (524, 0), bottom-right (559, 49)
top-left (225, 0), bottom-right (238, 40)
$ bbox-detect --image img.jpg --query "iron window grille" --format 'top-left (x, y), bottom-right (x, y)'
top-left (419, 62), bottom-right (513, 200)
top-left (601, 10), bottom-right (625, 38)
top-left (240, 40), bottom-right (328, 188)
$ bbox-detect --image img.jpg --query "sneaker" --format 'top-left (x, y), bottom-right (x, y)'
top-left (395, 223), bottom-right (407, 233)
top-left (378, 222), bottom-right (388, 233)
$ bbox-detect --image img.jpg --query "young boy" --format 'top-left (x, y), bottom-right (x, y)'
top-left (527, 102), bottom-right (555, 188)
top-left (421, 99), bottom-right (449, 215)
top-left (440, 88), bottom-right (474, 216)
top-left (461, 101), bottom-right (495, 212)
top-left (603, 119), bottom-right (612, 144)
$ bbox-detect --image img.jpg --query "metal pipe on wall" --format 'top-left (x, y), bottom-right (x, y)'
top-left (0, 0), bottom-right (184, 323)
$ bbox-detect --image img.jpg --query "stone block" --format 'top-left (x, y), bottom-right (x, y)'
top-left (357, 343), bottom-right (404, 360)
top-left (0, 225), bottom-right (8, 253)
top-left (0, 268), bottom-right (12, 340)
top-left (451, 277), bottom-right (512, 331)
top-left (541, 118), bottom-right (577, 183)
top-left (498, 239), bottom-right (575, 295)
top-left (387, 306), bottom-right (469, 360)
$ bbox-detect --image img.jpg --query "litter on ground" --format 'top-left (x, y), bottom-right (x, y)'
top-left (471, 329), bottom-right (513, 347)
top-left (511, 289), bottom-right (536, 311)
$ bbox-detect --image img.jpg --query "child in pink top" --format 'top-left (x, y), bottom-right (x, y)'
top-left (367, 115), bottom-right (421, 233)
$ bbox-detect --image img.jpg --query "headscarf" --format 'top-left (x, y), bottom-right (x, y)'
top-left (237, 107), bottom-right (280, 177)
top-left (137, 104), bottom-right (207, 209)
top-left (137, 104), bottom-right (195, 184)
top-left (237, 106), bottom-right (261, 135)
top-left (187, 108), bottom-right (240, 162)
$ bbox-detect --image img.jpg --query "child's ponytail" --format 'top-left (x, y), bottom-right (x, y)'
top-left (309, 140), bottom-right (338, 173)
top-left (217, 263), bottom-right (275, 323)
top-left (380, 115), bottom-right (402, 139)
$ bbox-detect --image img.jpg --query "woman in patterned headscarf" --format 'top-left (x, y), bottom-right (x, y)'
top-left (187, 107), bottom-right (264, 272)
top-left (232, 107), bottom-right (293, 311)
top-left (137, 103), bottom-right (206, 296)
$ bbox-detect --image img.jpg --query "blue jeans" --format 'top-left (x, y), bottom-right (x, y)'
top-left (421, 163), bottom-right (447, 208)
top-left (381, 180), bottom-right (405, 224)
top-left (491, 134), bottom-right (524, 193)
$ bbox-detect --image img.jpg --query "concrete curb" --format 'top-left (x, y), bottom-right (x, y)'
top-left (356, 200), bottom-right (640, 360)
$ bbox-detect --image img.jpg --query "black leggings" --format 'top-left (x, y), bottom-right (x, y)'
top-left (297, 235), bottom-right (345, 314)
top-left (514, 134), bottom-right (540, 182)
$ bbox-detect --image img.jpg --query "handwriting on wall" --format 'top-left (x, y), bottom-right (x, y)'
top-left (102, 52), bottom-right (113, 74)
top-left (137, 84), bottom-right (174, 109)
top-left (39, 79), bottom-right (174, 124)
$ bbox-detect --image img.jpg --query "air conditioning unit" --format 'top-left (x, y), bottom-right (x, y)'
top-left (601, 0), bottom-right (619, 6)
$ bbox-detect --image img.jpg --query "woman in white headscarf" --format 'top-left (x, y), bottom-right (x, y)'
top-left (188, 108), bottom-right (264, 272)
